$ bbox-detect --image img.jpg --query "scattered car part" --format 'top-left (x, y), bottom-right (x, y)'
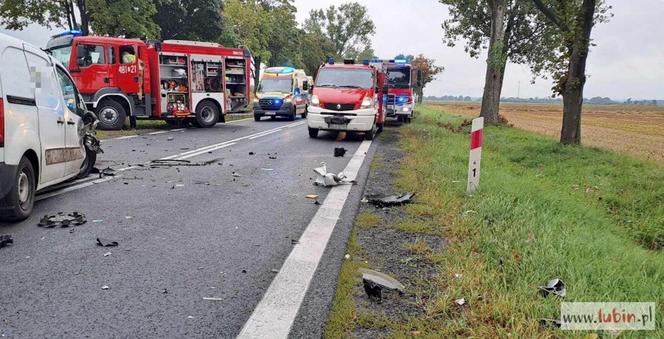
top-left (38, 212), bottom-right (87, 228)
top-left (101, 285), bottom-right (110, 290)
top-left (539, 277), bottom-right (566, 298)
top-left (334, 147), bottom-right (347, 157)
top-left (455, 298), bottom-right (466, 306)
top-left (103, 252), bottom-right (112, 257)
top-left (150, 159), bottom-right (219, 167)
top-left (539, 318), bottom-right (562, 329)
top-left (365, 193), bottom-right (415, 208)
top-left (360, 268), bottom-right (405, 302)
top-left (313, 162), bottom-right (351, 187)
top-left (0, 235), bottom-right (13, 248)
top-left (96, 238), bottom-right (119, 247)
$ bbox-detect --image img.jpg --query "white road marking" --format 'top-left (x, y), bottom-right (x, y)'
top-left (115, 135), bottom-right (138, 140)
top-left (36, 176), bottom-right (118, 202)
top-left (172, 128), bottom-right (185, 132)
top-left (249, 129), bottom-right (282, 140)
top-left (238, 140), bottom-right (373, 339)
top-left (148, 131), bottom-right (169, 135)
top-left (176, 142), bottom-right (236, 160)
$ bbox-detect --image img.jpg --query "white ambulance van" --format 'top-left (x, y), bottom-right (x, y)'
top-left (0, 33), bottom-right (98, 221)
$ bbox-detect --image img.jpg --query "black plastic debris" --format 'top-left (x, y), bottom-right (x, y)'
top-left (365, 193), bottom-right (415, 208)
top-left (539, 277), bottom-right (566, 298)
top-left (92, 167), bottom-right (116, 178)
top-left (360, 268), bottom-right (405, 302)
top-left (0, 235), bottom-right (13, 248)
top-left (249, 152), bottom-right (255, 155)
top-left (96, 238), bottom-right (119, 247)
top-left (334, 147), bottom-right (347, 157)
top-left (38, 212), bottom-right (87, 228)
top-left (539, 318), bottom-right (562, 329)
top-left (269, 155), bottom-right (277, 160)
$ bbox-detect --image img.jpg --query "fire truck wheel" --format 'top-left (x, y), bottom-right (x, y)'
top-left (308, 127), bottom-right (319, 138)
top-left (377, 123), bottom-right (384, 133)
top-left (195, 101), bottom-right (220, 128)
top-left (96, 99), bottom-right (126, 130)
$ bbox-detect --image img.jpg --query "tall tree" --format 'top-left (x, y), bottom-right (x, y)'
top-left (530, 0), bottom-right (610, 144)
top-left (411, 54), bottom-right (444, 103)
top-left (0, 0), bottom-right (90, 34)
top-left (299, 29), bottom-right (335, 76)
top-left (440, 0), bottom-right (551, 123)
top-left (304, 2), bottom-right (375, 59)
top-left (87, 0), bottom-right (159, 38)
top-left (155, 0), bottom-right (223, 41)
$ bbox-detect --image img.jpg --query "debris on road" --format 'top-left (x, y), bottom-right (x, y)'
top-left (167, 137), bottom-right (174, 141)
top-left (202, 297), bottom-right (223, 301)
top-left (101, 285), bottom-right (110, 290)
top-left (271, 269), bottom-right (280, 273)
top-left (38, 212), bottom-right (87, 228)
top-left (232, 172), bottom-right (241, 178)
top-left (268, 154), bottom-right (278, 160)
top-left (161, 289), bottom-right (168, 294)
top-left (92, 167), bottom-right (116, 178)
top-left (305, 194), bottom-right (320, 205)
top-left (334, 147), bottom-right (347, 157)
top-left (249, 152), bottom-right (255, 155)
top-left (313, 162), bottom-right (352, 187)
top-left (539, 277), bottom-right (566, 298)
top-left (360, 268), bottom-right (405, 302)
top-left (0, 235), bottom-right (13, 248)
top-left (103, 252), bottom-right (112, 257)
top-left (96, 238), bottom-right (119, 247)
top-left (344, 254), bottom-right (351, 260)
top-left (365, 193), bottom-right (415, 208)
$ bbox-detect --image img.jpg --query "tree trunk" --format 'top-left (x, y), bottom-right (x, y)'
top-left (560, 0), bottom-right (596, 145)
top-left (480, 0), bottom-right (508, 124)
top-left (76, 0), bottom-right (90, 35)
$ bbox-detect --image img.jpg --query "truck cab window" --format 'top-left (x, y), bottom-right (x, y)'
top-left (77, 45), bottom-right (105, 67)
top-left (120, 46), bottom-right (137, 64)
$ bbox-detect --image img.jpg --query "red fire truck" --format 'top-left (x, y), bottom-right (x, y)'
top-left (366, 59), bottom-right (417, 123)
top-left (45, 31), bottom-right (252, 130)
top-left (307, 59), bottom-right (387, 140)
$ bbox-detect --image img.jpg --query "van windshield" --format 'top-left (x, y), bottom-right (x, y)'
top-left (259, 78), bottom-right (292, 93)
top-left (315, 68), bottom-right (373, 89)
top-left (50, 46), bottom-right (73, 68)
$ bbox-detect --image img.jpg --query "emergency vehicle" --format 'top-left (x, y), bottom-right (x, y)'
top-left (253, 67), bottom-right (309, 121)
top-left (367, 59), bottom-right (417, 123)
top-left (307, 59), bottom-right (387, 140)
top-left (45, 31), bottom-right (252, 130)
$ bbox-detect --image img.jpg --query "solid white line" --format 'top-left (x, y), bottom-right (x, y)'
top-left (248, 129), bottom-right (282, 140)
top-left (36, 176), bottom-right (117, 202)
top-left (148, 130), bottom-right (169, 135)
top-left (238, 140), bottom-right (373, 339)
top-left (115, 135), bottom-right (138, 140)
top-left (172, 128), bottom-right (185, 132)
top-left (177, 142), bottom-right (236, 160)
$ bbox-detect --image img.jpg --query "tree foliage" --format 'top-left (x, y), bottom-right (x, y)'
top-left (86, 0), bottom-right (159, 38)
top-left (411, 54), bottom-right (444, 103)
top-left (0, 0), bottom-right (86, 33)
top-left (303, 2), bottom-right (375, 59)
top-left (155, 0), bottom-right (223, 41)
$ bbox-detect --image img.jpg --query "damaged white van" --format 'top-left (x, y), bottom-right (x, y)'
top-left (0, 33), bottom-right (99, 221)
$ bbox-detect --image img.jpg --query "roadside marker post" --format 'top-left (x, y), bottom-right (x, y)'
top-left (467, 117), bottom-right (484, 193)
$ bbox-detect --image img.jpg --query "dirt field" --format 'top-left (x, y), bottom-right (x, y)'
top-left (428, 102), bottom-right (664, 164)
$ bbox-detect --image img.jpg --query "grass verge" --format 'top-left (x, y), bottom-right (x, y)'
top-left (325, 104), bottom-right (664, 337)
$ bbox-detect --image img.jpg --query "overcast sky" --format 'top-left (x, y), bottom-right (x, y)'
top-left (2, 0), bottom-right (662, 100)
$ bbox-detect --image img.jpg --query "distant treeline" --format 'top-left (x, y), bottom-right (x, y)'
top-left (424, 95), bottom-right (663, 106)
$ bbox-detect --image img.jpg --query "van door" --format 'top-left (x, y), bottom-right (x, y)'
top-left (22, 45), bottom-right (68, 185)
top-left (71, 42), bottom-right (110, 95)
top-left (55, 66), bottom-right (85, 177)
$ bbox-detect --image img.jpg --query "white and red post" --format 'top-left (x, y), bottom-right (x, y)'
top-left (467, 117), bottom-right (484, 193)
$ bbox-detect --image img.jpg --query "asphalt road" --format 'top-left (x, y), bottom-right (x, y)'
top-left (0, 117), bottom-right (378, 338)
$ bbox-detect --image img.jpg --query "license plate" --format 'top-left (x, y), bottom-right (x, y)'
top-left (265, 111), bottom-right (276, 116)
top-left (387, 105), bottom-right (395, 109)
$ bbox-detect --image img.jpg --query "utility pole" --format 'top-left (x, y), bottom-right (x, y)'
top-left (517, 81), bottom-right (521, 99)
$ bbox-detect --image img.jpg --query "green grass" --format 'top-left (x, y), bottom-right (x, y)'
top-left (325, 104), bottom-right (664, 337)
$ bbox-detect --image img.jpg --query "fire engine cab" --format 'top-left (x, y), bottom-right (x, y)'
top-left (307, 59), bottom-right (387, 140)
top-left (366, 59), bottom-right (417, 123)
top-left (46, 31), bottom-right (252, 130)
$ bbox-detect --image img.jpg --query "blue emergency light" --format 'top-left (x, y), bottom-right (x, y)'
top-left (52, 30), bottom-right (82, 39)
top-left (394, 58), bottom-right (408, 64)
top-left (328, 57), bottom-right (335, 64)
top-left (397, 96), bottom-right (409, 103)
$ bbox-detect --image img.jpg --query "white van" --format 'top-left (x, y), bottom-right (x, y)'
top-left (0, 33), bottom-right (98, 221)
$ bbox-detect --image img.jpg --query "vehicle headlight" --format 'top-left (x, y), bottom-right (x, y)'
top-left (253, 98), bottom-right (259, 104)
top-left (283, 97), bottom-right (292, 104)
top-left (311, 95), bottom-right (320, 107)
top-left (361, 96), bottom-right (374, 109)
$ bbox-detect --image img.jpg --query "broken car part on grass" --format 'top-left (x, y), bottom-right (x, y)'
top-left (360, 268), bottom-right (405, 302)
top-left (364, 192), bottom-right (415, 208)
top-left (313, 162), bottom-right (354, 187)
top-left (539, 277), bottom-right (566, 298)
top-left (38, 212), bottom-right (87, 228)
top-left (0, 235), bottom-right (13, 248)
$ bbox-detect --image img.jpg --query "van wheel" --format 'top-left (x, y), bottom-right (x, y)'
top-left (78, 147), bottom-right (97, 179)
top-left (0, 157), bottom-right (35, 221)
top-left (289, 106), bottom-right (297, 121)
top-left (195, 101), bottom-right (219, 128)
top-left (96, 99), bottom-right (126, 130)
top-left (308, 127), bottom-right (319, 138)
top-left (254, 115), bottom-right (261, 122)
